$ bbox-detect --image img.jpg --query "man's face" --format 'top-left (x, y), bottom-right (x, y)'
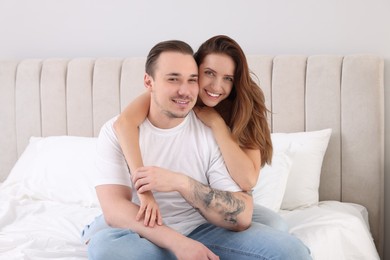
top-left (145, 51), bottom-right (199, 128)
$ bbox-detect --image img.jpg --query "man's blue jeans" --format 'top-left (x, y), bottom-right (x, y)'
top-left (87, 221), bottom-right (311, 260)
top-left (83, 204), bottom-right (311, 260)
top-left (81, 204), bottom-right (289, 244)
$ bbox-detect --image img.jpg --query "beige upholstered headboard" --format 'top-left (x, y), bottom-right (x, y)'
top-left (0, 55), bottom-right (384, 255)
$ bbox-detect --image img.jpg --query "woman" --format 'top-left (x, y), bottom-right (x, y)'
top-left (114, 35), bottom-right (288, 231)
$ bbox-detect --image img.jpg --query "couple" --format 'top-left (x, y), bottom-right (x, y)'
top-left (83, 35), bottom-right (312, 259)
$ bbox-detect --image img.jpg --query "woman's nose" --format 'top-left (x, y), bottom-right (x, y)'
top-left (211, 77), bottom-right (223, 90)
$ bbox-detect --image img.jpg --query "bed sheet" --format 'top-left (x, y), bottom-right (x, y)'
top-left (281, 201), bottom-right (379, 260)
top-left (0, 192), bottom-right (379, 260)
top-left (0, 192), bottom-right (100, 260)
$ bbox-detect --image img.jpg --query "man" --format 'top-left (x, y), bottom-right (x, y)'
top-left (86, 40), bottom-right (311, 260)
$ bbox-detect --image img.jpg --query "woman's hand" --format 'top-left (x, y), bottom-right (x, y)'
top-left (136, 191), bottom-right (163, 227)
top-left (133, 166), bottom-right (185, 194)
top-left (133, 166), bottom-right (188, 227)
top-left (193, 106), bottom-right (224, 129)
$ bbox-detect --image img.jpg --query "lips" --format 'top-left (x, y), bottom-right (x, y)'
top-left (205, 90), bottom-right (221, 98)
top-left (172, 99), bottom-right (191, 105)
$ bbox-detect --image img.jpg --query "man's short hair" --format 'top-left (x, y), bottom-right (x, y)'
top-left (145, 40), bottom-right (194, 78)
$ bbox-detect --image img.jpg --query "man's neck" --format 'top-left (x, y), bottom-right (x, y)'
top-left (147, 110), bottom-right (188, 129)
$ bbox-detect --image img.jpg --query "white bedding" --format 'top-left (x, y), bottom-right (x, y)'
top-left (0, 194), bottom-right (379, 260)
top-left (281, 201), bottom-right (379, 260)
top-left (0, 135), bottom-right (380, 260)
top-left (0, 192), bottom-right (100, 259)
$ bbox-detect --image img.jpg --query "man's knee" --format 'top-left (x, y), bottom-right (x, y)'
top-left (87, 229), bottom-right (115, 260)
top-left (87, 228), bottom-right (176, 260)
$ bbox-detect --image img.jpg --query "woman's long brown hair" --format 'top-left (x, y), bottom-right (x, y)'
top-left (194, 35), bottom-right (273, 166)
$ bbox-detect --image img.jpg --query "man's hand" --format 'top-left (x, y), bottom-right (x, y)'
top-left (136, 191), bottom-right (163, 227)
top-left (171, 237), bottom-right (219, 260)
top-left (132, 166), bottom-right (186, 193)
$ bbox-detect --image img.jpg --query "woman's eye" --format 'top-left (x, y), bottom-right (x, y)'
top-left (225, 77), bottom-right (234, 82)
top-left (205, 70), bottom-right (214, 76)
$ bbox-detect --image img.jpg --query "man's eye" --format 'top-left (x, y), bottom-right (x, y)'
top-left (189, 78), bottom-right (198, 83)
top-left (168, 78), bottom-right (178, 82)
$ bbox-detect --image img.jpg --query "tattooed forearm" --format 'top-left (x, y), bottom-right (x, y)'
top-left (189, 179), bottom-right (246, 225)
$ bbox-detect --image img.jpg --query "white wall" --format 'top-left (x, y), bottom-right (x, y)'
top-left (1, 0), bottom-right (389, 258)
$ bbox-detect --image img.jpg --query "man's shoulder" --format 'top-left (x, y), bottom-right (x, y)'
top-left (98, 115), bottom-right (121, 142)
top-left (101, 115), bottom-right (119, 130)
top-left (187, 111), bottom-right (216, 141)
top-left (188, 111), bottom-right (211, 130)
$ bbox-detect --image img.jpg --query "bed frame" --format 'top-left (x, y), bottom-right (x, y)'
top-left (0, 55), bottom-right (384, 256)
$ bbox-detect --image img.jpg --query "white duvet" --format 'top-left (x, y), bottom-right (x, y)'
top-left (0, 135), bottom-right (380, 259)
top-left (0, 192), bottom-right (101, 260)
top-left (281, 201), bottom-right (379, 260)
top-left (0, 190), bottom-right (379, 260)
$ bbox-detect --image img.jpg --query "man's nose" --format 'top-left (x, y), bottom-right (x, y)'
top-left (178, 82), bottom-right (195, 96)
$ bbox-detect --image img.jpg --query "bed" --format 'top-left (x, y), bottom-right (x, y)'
top-left (0, 54), bottom-right (384, 259)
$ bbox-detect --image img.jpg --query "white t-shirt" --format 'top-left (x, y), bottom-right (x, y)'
top-left (95, 111), bottom-right (241, 235)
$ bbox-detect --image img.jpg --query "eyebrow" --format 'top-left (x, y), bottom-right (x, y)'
top-left (165, 73), bottom-right (198, 78)
top-left (166, 73), bottom-right (180, 76)
top-left (203, 67), bottom-right (233, 78)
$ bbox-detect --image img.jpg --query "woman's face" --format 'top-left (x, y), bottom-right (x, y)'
top-left (197, 53), bottom-right (235, 107)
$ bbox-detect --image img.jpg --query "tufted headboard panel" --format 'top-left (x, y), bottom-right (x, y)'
top-left (0, 55), bottom-right (384, 255)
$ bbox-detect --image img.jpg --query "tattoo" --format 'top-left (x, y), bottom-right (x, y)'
top-left (191, 180), bottom-right (245, 225)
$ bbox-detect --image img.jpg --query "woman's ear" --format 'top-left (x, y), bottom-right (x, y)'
top-left (144, 73), bottom-right (153, 90)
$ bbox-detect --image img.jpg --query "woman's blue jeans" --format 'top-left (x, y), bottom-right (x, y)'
top-left (252, 204), bottom-right (289, 232)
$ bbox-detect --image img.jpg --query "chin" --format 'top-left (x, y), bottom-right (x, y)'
top-left (203, 99), bottom-right (219, 107)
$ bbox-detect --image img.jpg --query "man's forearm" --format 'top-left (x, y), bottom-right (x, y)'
top-left (180, 178), bottom-right (253, 231)
top-left (97, 185), bottom-right (184, 253)
top-left (132, 167), bottom-right (253, 230)
top-left (115, 203), bottom-right (197, 256)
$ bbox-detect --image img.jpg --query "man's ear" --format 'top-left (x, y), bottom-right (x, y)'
top-left (144, 73), bottom-right (153, 90)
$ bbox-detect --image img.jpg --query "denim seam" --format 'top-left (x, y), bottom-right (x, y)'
top-left (208, 244), bottom-right (271, 260)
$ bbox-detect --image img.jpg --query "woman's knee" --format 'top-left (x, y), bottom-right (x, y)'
top-left (252, 225), bottom-right (311, 259)
top-left (277, 233), bottom-right (312, 259)
top-left (264, 215), bottom-right (289, 232)
top-left (252, 204), bottom-right (289, 232)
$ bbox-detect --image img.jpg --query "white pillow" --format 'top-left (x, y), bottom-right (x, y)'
top-left (252, 144), bottom-right (294, 212)
top-left (3, 129), bottom-right (330, 211)
top-left (2, 136), bottom-right (100, 207)
top-left (275, 129), bottom-right (332, 210)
